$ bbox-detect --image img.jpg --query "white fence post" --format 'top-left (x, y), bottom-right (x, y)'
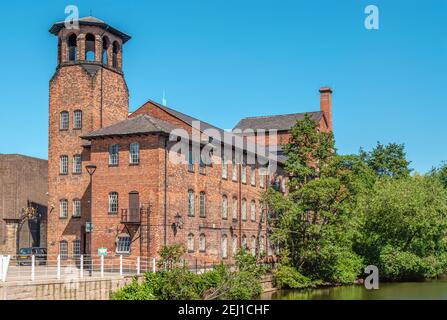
top-left (101, 255), bottom-right (104, 278)
top-left (0, 255), bottom-right (3, 282)
top-left (80, 255), bottom-right (84, 279)
top-left (31, 255), bottom-right (35, 281)
top-left (137, 257), bottom-right (140, 275)
top-left (1, 256), bottom-right (10, 283)
top-left (119, 255), bottom-right (123, 276)
top-left (152, 258), bottom-right (156, 273)
top-left (57, 255), bottom-right (61, 280)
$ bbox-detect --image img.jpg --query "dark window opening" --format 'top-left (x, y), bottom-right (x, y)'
top-left (85, 34), bottom-right (96, 61)
top-left (68, 34), bottom-right (77, 62)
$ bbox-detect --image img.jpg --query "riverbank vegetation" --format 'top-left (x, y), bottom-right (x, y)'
top-left (112, 245), bottom-right (266, 300)
top-left (268, 114), bottom-right (447, 288)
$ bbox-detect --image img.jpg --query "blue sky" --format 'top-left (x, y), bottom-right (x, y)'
top-left (0, 0), bottom-right (446, 173)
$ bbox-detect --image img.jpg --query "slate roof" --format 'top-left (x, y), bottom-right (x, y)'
top-left (234, 112), bottom-right (323, 132)
top-left (49, 16), bottom-right (131, 43)
top-left (82, 114), bottom-right (176, 139)
top-left (145, 100), bottom-right (226, 135)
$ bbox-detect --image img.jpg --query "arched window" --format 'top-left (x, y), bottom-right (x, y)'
top-left (60, 111), bottom-right (69, 130)
top-left (73, 110), bottom-right (82, 129)
top-left (250, 200), bottom-right (256, 222)
top-left (108, 192), bottom-right (119, 214)
top-left (241, 199), bottom-right (247, 221)
top-left (102, 36), bottom-right (110, 65)
top-left (200, 192), bottom-right (206, 218)
top-left (232, 235), bottom-right (238, 256)
top-left (72, 240), bottom-right (81, 259)
top-left (221, 195), bottom-right (228, 220)
top-left (67, 34), bottom-right (77, 62)
top-left (112, 41), bottom-right (120, 68)
top-left (251, 236), bottom-right (257, 256)
top-left (187, 233), bottom-right (195, 252)
top-left (242, 235), bottom-right (247, 251)
top-left (221, 234), bottom-right (228, 259)
top-left (232, 197), bottom-right (238, 221)
top-left (85, 33), bottom-right (96, 61)
top-left (260, 236), bottom-right (265, 254)
top-left (188, 190), bottom-right (195, 217)
top-left (199, 234), bottom-right (206, 252)
top-left (116, 234), bottom-right (131, 254)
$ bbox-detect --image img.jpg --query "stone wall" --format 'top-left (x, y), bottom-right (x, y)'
top-left (0, 276), bottom-right (137, 300)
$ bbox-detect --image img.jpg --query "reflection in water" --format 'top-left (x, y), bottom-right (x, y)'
top-left (262, 280), bottom-right (447, 300)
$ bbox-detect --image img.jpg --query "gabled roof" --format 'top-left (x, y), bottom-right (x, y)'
top-left (143, 100), bottom-right (226, 135)
top-left (49, 16), bottom-right (132, 43)
top-left (82, 114), bottom-right (176, 140)
top-left (234, 112), bottom-right (323, 132)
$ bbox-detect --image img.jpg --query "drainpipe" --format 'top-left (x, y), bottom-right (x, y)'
top-left (163, 136), bottom-right (168, 246)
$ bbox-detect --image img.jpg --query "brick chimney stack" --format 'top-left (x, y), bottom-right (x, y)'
top-left (319, 87), bottom-right (333, 132)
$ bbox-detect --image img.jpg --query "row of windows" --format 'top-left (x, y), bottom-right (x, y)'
top-left (59, 240), bottom-right (81, 260)
top-left (67, 33), bottom-right (120, 68)
top-left (59, 199), bottom-right (82, 218)
top-left (188, 191), bottom-right (263, 222)
top-left (60, 155), bottom-right (82, 175)
top-left (60, 110), bottom-right (82, 130)
top-left (108, 143), bottom-right (140, 166)
top-left (187, 234), bottom-right (266, 258)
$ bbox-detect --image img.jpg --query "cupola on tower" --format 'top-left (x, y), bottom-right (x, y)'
top-left (47, 16), bottom-right (131, 256)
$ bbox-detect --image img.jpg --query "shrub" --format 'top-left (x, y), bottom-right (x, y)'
top-left (273, 264), bottom-right (312, 289)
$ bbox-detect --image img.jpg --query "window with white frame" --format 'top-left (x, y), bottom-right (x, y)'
top-left (60, 111), bottom-right (69, 130)
top-left (188, 190), bottom-right (195, 217)
top-left (251, 236), bottom-right (257, 256)
top-left (60, 155), bottom-right (68, 175)
top-left (73, 199), bottom-right (81, 218)
top-left (250, 200), bottom-right (256, 222)
top-left (109, 144), bottom-right (119, 166)
top-left (188, 148), bottom-right (195, 172)
top-left (232, 159), bottom-right (238, 181)
top-left (222, 155), bottom-right (228, 179)
top-left (241, 199), bottom-right (247, 221)
top-left (241, 164), bottom-right (247, 184)
top-left (232, 236), bottom-right (238, 256)
top-left (222, 195), bottom-right (228, 220)
top-left (73, 110), bottom-right (82, 129)
top-left (200, 192), bottom-right (206, 218)
top-left (129, 143), bottom-right (140, 164)
top-left (72, 240), bottom-right (81, 258)
top-left (60, 241), bottom-right (68, 260)
top-left (199, 157), bottom-right (206, 175)
top-left (199, 234), bottom-right (206, 252)
top-left (242, 235), bottom-right (247, 251)
top-left (187, 233), bottom-right (195, 252)
top-left (116, 234), bottom-right (131, 254)
top-left (250, 166), bottom-right (256, 186)
top-left (73, 154), bottom-right (82, 174)
top-left (60, 199), bottom-right (68, 218)
top-left (221, 234), bottom-right (228, 259)
top-left (260, 236), bottom-right (265, 254)
top-left (259, 168), bottom-right (265, 188)
top-left (108, 192), bottom-right (118, 214)
top-left (232, 197), bottom-right (238, 221)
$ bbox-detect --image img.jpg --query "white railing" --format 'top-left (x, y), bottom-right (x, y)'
top-left (0, 254), bottom-right (231, 283)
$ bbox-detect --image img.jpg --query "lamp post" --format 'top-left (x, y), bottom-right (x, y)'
top-left (85, 164), bottom-right (97, 258)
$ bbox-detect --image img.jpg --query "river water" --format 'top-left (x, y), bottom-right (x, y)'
top-left (262, 280), bottom-right (447, 300)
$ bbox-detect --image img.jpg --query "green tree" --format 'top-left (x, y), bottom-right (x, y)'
top-left (355, 176), bottom-right (447, 280)
top-left (266, 115), bottom-right (373, 283)
top-left (359, 142), bottom-right (412, 178)
top-left (429, 162), bottom-right (447, 189)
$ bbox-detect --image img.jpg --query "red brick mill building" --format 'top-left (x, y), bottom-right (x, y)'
top-left (47, 17), bottom-right (333, 265)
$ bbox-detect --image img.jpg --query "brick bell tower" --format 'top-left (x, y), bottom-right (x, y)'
top-left (47, 17), bottom-right (131, 257)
